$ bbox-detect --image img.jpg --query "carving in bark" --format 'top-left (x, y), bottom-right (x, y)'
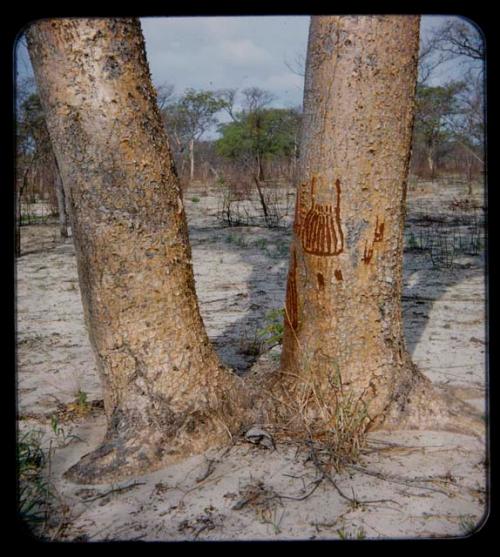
top-left (276, 15), bottom-right (482, 440)
top-left (297, 176), bottom-right (344, 256)
top-left (285, 248), bottom-right (298, 330)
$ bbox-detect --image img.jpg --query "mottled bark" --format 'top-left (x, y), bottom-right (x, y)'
top-left (53, 156), bottom-right (68, 238)
top-left (274, 16), bottom-right (481, 438)
top-left (27, 18), bottom-right (246, 483)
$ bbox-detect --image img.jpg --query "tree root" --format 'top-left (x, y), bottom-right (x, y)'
top-left (63, 403), bottom-right (243, 484)
top-left (378, 367), bottom-right (485, 440)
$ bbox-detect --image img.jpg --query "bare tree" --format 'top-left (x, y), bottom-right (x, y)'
top-left (433, 18), bottom-right (485, 63)
top-left (154, 82), bottom-right (175, 111)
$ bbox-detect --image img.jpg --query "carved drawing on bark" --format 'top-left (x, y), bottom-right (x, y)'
top-left (285, 248), bottom-right (298, 330)
top-left (362, 216), bottom-right (385, 264)
top-left (296, 176), bottom-right (344, 256)
top-left (317, 272), bottom-right (325, 290)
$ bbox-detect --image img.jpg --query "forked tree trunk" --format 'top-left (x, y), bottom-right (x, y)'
top-left (27, 18), bottom-right (246, 484)
top-left (275, 16), bottom-right (481, 437)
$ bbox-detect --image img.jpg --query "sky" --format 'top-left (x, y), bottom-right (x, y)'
top-left (15, 15), bottom-right (482, 118)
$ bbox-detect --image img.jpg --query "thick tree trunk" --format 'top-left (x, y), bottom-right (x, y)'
top-left (53, 156), bottom-right (68, 238)
top-left (274, 16), bottom-right (481, 438)
top-left (27, 18), bottom-right (246, 483)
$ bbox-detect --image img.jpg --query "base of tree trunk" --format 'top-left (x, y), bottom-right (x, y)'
top-left (245, 358), bottom-right (484, 448)
top-left (64, 424), bottom-right (226, 484)
top-left (64, 379), bottom-right (249, 484)
top-left (63, 358), bottom-right (483, 484)
top-left (378, 363), bottom-right (484, 439)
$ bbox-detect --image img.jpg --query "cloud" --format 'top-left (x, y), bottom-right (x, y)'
top-left (140, 16), bottom-right (310, 105)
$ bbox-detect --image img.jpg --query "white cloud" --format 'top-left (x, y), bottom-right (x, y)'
top-left (140, 16), bottom-right (310, 105)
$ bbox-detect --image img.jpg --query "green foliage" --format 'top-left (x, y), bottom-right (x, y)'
top-left (216, 107), bottom-right (301, 164)
top-left (17, 93), bottom-right (47, 155)
top-left (459, 515), bottom-right (478, 535)
top-left (17, 429), bottom-right (51, 525)
top-left (413, 81), bottom-right (467, 172)
top-left (75, 389), bottom-right (89, 413)
top-left (257, 309), bottom-right (285, 348)
top-left (337, 526), bottom-right (366, 540)
top-left (162, 88), bottom-right (228, 146)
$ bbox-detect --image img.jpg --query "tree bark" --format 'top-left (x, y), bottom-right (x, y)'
top-left (27, 18), bottom-right (246, 484)
top-left (274, 16), bottom-right (481, 438)
top-left (53, 155), bottom-right (68, 238)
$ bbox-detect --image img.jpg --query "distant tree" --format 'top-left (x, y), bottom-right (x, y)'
top-left (16, 92), bottom-right (68, 243)
top-left (154, 82), bottom-right (175, 111)
top-left (433, 18), bottom-right (485, 64)
top-left (216, 107), bottom-right (301, 177)
top-left (217, 100), bottom-right (301, 223)
top-left (413, 81), bottom-right (465, 179)
top-left (161, 89), bottom-right (227, 181)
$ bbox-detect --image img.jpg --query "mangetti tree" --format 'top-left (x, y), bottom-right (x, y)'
top-left (268, 15), bottom-right (482, 443)
top-left (25, 16), bottom-right (482, 484)
top-left (26, 18), bottom-right (248, 484)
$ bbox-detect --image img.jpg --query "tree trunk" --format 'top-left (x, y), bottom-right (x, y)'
top-left (27, 18), bottom-right (246, 484)
top-left (427, 148), bottom-right (436, 180)
top-left (275, 16), bottom-right (481, 438)
top-left (15, 180), bottom-right (22, 257)
top-left (189, 138), bottom-right (195, 182)
top-left (53, 156), bottom-right (68, 238)
top-left (256, 152), bottom-right (265, 182)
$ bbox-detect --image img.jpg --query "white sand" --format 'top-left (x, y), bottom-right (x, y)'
top-left (16, 181), bottom-right (487, 540)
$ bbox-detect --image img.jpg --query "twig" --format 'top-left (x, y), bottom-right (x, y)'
top-left (307, 442), bottom-right (401, 507)
top-left (84, 482), bottom-right (146, 502)
top-left (346, 464), bottom-right (451, 496)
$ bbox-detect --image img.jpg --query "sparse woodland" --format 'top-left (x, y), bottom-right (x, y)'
top-left (16, 16), bottom-right (487, 541)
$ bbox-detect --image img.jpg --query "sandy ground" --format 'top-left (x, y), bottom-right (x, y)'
top-left (16, 179), bottom-right (488, 541)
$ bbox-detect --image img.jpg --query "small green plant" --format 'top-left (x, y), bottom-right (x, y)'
top-left (238, 335), bottom-right (262, 357)
top-left (74, 389), bottom-right (90, 414)
top-left (191, 196), bottom-right (200, 203)
top-left (20, 214), bottom-right (50, 226)
top-left (50, 414), bottom-right (80, 446)
top-left (225, 234), bottom-right (248, 248)
top-left (50, 414), bottom-right (64, 438)
top-left (254, 238), bottom-right (268, 251)
top-left (407, 232), bottom-right (419, 250)
top-left (257, 309), bottom-right (285, 348)
top-left (337, 525), bottom-right (366, 539)
top-left (459, 515), bottom-right (477, 535)
top-left (17, 429), bottom-right (52, 526)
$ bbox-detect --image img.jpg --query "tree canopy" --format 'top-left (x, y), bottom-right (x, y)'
top-left (216, 107), bottom-right (301, 166)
